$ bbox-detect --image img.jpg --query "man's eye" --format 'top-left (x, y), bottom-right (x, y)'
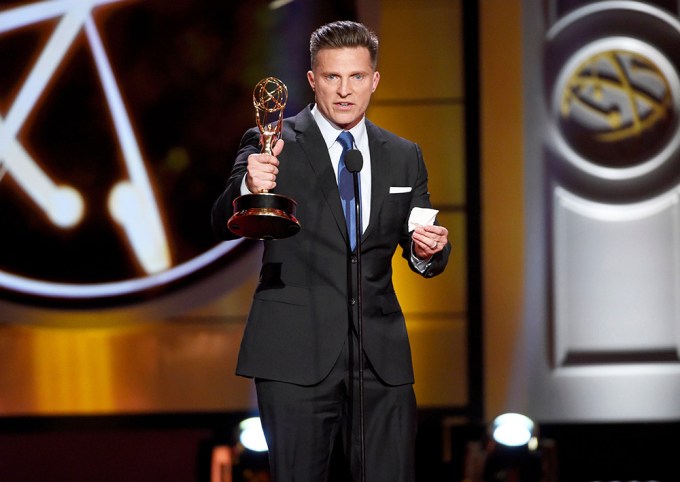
top-left (353, 74), bottom-right (364, 80)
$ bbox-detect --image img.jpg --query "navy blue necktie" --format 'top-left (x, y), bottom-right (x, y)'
top-left (337, 131), bottom-right (358, 251)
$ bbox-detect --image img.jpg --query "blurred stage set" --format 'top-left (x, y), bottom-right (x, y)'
top-left (1, 0), bottom-right (680, 481)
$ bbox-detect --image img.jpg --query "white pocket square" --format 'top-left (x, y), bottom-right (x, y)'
top-left (389, 186), bottom-right (412, 194)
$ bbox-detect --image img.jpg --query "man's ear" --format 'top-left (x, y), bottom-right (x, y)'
top-left (307, 70), bottom-right (315, 91)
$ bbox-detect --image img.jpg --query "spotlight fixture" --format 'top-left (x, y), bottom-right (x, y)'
top-left (238, 417), bottom-right (268, 452)
top-left (482, 413), bottom-right (546, 482)
top-left (492, 413), bottom-right (535, 447)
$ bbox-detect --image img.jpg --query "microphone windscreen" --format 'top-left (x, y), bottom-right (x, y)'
top-left (345, 149), bottom-right (364, 173)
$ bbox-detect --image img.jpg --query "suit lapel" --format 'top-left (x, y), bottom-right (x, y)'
top-left (362, 121), bottom-right (390, 243)
top-left (294, 107), bottom-right (349, 244)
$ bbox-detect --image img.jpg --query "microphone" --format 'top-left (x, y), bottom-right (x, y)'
top-left (344, 146), bottom-right (366, 482)
top-left (345, 149), bottom-right (363, 173)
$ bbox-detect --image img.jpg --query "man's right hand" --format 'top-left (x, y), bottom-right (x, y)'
top-left (245, 139), bottom-right (285, 193)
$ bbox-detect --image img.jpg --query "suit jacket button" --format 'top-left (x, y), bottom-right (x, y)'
top-left (349, 298), bottom-right (356, 305)
top-left (351, 255), bottom-right (358, 264)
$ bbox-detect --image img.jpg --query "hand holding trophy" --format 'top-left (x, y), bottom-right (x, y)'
top-left (227, 77), bottom-right (300, 240)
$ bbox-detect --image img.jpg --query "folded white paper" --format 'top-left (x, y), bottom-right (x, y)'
top-left (408, 207), bottom-right (439, 231)
top-left (389, 186), bottom-right (412, 194)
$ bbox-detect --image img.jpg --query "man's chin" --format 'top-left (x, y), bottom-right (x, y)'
top-left (331, 113), bottom-right (361, 130)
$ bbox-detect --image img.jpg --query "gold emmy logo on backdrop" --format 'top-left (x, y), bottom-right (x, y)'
top-left (227, 77), bottom-right (300, 239)
top-left (559, 49), bottom-right (674, 168)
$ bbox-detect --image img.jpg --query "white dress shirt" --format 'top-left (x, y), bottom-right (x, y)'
top-left (311, 105), bottom-right (372, 234)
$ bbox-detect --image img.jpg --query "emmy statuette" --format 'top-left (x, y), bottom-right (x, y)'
top-left (227, 77), bottom-right (300, 239)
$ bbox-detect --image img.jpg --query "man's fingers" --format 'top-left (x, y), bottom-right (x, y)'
top-left (246, 139), bottom-right (284, 193)
top-left (272, 138), bottom-right (285, 157)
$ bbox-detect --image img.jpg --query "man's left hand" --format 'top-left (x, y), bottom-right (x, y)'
top-left (412, 225), bottom-right (449, 259)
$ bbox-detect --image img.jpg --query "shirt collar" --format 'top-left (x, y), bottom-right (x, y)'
top-left (311, 104), bottom-right (367, 150)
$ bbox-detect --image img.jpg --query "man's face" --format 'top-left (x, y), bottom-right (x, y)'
top-left (307, 47), bottom-right (380, 130)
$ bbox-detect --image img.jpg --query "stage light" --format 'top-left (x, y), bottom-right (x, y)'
top-left (480, 414), bottom-right (547, 482)
top-left (238, 417), bottom-right (268, 452)
top-left (492, 413), bottom-right (535, 447)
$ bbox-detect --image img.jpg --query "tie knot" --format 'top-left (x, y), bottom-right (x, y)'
top-left (337, 131), bottom-right (354, 152)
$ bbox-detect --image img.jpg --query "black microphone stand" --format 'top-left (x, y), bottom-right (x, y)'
top-left (345, 149), bottom-right (365, 482)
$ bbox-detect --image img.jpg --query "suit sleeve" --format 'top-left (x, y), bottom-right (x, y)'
top-left (399, 143), bottom-right (451, 278)
top-left (211, 127), bottom-right (261, 240)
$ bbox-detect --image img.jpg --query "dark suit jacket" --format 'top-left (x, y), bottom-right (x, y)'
top-left (212, 105), bottom-right (451, 386)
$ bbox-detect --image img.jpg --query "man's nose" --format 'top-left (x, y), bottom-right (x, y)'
top-left (338, 78), bottom-right (350, 96)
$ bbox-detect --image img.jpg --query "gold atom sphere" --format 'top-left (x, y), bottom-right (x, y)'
top-left (253, 77), bottom-right (288, 113)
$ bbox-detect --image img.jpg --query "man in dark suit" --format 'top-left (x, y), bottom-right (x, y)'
top-left (212, 20), bottom-right (451, 482)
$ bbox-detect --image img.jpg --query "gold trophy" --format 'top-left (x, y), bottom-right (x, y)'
top-left (227, 77), bottom-right (300, 239)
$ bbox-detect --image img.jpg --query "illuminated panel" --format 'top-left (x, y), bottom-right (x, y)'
top-left (554, 186), bottom-right (680, 366)
top-left (31, 326), bottom-right (115, 413)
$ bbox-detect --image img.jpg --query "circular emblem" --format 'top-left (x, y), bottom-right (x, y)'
top-left (544, 2), bottom-right (680, 188)
top-left (560, 47), bottom-right (673, 166)
top-left (552, 37), bottom-right (679, 180)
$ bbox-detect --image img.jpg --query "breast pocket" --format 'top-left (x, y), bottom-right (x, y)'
top-left (379, 191), bottom-right (413, 236)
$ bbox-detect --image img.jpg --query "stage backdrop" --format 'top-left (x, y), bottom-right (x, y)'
top-left (0, 0), bottom-right (467, 415)
top-left (520, 0), bottom-right (680, 421)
